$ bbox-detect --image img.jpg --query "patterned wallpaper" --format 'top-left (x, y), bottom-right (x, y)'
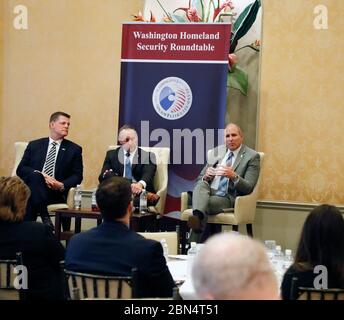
top-left (0, 0), bottom-right (143, 188)
top-left (258, 0), bottom-right (344, 204)
top-left (1, 0), bottom-right (344, 205)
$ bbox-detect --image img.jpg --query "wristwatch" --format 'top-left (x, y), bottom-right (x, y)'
top-left (60, 184), bottom-right (65, 192)
top-left (232, 174), bottom-right (239, 182)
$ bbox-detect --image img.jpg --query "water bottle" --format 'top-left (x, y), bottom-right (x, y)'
top-left (160, 238), bottom-right (169, 262)
top-left (91, 188), bottom-right (98, 211)
top-left (74, 184), bottom-right (82, 210)
top-left (273, 245), bottom-right (284, 275)
top-left (187, 242), bottom-right (197, 276)
top-left (139, 189), bottom-right (147, 213)
top-left (283, 249), bottom-right (293, 271)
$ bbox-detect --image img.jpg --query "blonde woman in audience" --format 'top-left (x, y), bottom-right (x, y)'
top-left (192, 233), bottom-right (279, 300)
top-left (0, 176), bottom-right (65, 300)
top-left (281, 204), bottom-right (344, 299)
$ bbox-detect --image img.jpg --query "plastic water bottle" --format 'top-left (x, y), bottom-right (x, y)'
top-left (74, 184), bottom-right (82, 210)
top-left (187, 242), bottom-right (198, 275)
top-left (283, 249), bottom-right (293, 271)
top-left (273, 245), bottom-right (284, 274)
top-left (139, 189), bottom-right (147, 213)
top-left (160, 238), bottom-right (169, 262)
top-left (91, 188), bottom-right (98, 211)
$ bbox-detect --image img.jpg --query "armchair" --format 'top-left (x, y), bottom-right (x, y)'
top-left (12, 141), bottom-right (74, 214)
top-left (179, 152), bottom-right (265, 250)
top-left (109, 146), bottom-right (170, 215)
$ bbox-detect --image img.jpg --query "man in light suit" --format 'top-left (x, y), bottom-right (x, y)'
top-left (17, 111), bottom-right (83, 229)
top-left (65, 176), bottom-right (175, 298)
top-left (188, 123), bottom-right (260, 242)
top-left (99, 125), bottom-right (157, 206)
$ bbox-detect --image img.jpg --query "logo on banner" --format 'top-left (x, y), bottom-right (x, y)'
top-left (152, 77), bottom-right (192, 120)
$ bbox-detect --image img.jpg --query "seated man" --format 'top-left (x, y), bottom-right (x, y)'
top-left (65, 176), bottom-right (175, 298)
top-left (192, 233), bottom-right (279, 300)
top-left (98, 124), bottom-right (158, 208)
top-left (16, 111), bottom-right (83, 230)
top-left (188, 123), bottom-right (260, 242)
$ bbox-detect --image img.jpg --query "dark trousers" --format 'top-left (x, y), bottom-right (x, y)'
top-left (23, 172), bottom-right (71, 230)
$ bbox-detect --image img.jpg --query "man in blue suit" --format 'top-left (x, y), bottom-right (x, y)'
top-left (17, 111), bottom-right (83, 229)
top-left (65, 176), bottom-right (175, 298)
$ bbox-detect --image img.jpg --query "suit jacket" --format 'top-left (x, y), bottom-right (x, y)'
top-left (198, 144), bottom-right (260, 199)
top-left (98, 147), bottom-right (156, 193)
top-left (65, 221), bottom-right (175, 298)
top-left (16, 137), bottom-right (83, 192)
top-left (0, 221), bottom-right (66, 300)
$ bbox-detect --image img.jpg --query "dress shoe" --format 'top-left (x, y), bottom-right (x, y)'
top-left (41, 216), bottom-right (55, 231)
top-left (187, 215), bottom-right (203, 233)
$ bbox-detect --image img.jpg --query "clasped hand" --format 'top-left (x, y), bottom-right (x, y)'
top-left (204, 165), bottom-right (236, 180)
top-left (41, 172), bottom-right (64, 190)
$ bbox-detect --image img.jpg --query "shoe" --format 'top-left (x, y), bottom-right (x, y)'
top-left (187, 215), bottom-right (203, 233)
top-left (41, 216), bottom-right (55, 232)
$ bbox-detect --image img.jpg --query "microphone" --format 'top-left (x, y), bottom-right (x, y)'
top-left (212, 160), bottom-right (219, 168)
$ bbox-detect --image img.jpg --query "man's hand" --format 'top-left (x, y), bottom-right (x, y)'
top-left (215, 165), bottom-right (237, 179)
top-left (42, 173), bottom-right (64, 190)
top-left (203, 167), bottom-right (216, 181)
top-left (131, 182), bottom-right (143, 195)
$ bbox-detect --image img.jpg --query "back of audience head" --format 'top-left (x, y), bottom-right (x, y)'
top-left (192, 233), bottom-right (279, 300)
top-left (96, 176), bottom-right (132, 221)
top-left (294, 204), bottom-right (344, 284)
top-left (0, 176), bottom-right (30, 222)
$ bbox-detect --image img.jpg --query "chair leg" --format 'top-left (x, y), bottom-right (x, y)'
top-left (246, 224), bottom-right (253, 237)
top-left (232, 225), bottom-right (238, 232)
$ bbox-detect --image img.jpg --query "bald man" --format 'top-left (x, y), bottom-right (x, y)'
top-left (188, 123), bottom-right (260, 242)
top-left (192, 233), bottom-right (279, 300)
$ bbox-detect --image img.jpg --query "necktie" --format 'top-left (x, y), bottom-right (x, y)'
top-left (43, 141), bottom-right (57, 177)
top-left (215, 152), bottom-right (234, 196)
top-left (124, 152), bottom-right (132, 181)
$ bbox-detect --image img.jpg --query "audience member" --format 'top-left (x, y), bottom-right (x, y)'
top-left (281, 204), bottom-right (344, 299)
top-left (65, 176), bottom-right (175, 298)
top-left (16, 111), bottom-right (83, 230)
top-left (0, 176), bottom-right (65, 300)
top-left (188, 123), bottom-right (260, 242)
top-left (192, 233), bottom-right (279, 300)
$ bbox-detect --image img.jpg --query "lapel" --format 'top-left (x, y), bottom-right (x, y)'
top-left (55, 139), bottom-right (67, 175)
top-left (39, 138), bottom-right (50, 170)
top-left (131, 148), bottom-right (140, 173)
top-left (232, 145), bottom-right (246, 171)
top-left (117, 147), bottom-right (125, 176)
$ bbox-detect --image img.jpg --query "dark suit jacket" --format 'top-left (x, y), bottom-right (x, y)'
top-left (0, 221), bottom-right (66, 300)
top-left (65, 221), bottom-right (175, 298)
top-left (17, 137), bottom-right (83, 192)
top-left (98, 147), bottom-right (156, 193)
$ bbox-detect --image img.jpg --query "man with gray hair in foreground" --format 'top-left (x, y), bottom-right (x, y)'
top-left (192, 233), bottom-right (280, 300)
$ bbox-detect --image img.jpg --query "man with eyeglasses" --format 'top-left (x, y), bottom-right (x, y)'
top-left (98, 125), bottom-right (157, 207)
top-left (188, 123), bottom-right (260, 243)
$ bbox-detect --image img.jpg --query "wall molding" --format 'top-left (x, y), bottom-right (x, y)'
top-left (257, 200), bottom-right (344, 212)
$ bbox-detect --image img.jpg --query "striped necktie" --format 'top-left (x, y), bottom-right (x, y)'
top-left (43, 141), bottom-right (57, 177)
top-left (124, 151), bottom-right (132, 181)
top-left (215, 152), bottom-right (234, 196)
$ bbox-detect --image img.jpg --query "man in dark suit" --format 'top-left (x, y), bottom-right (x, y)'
top-left (99, 125), bottom-right (157, 206)
top-left (65, 177), bottom-right (175, 298)
top-left (17, 111), bottom-right (83, 229)
top-left (188, 123), bottom-right (261, 242)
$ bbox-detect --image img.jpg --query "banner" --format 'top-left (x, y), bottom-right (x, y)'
top-left (119, 23), bottom-right (231, 213)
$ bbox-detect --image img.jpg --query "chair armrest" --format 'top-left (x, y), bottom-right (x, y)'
top-left (180, 192), bottom-right (189, 212)
top-left (232, 192), bottom-right (258, 224)
top-left (67, 188), bottom-right (75, 209)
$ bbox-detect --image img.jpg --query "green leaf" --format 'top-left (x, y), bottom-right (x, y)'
top-left (227, 66), bottom-right (248, 96)
top-left (170, 13), bottom-right (188, 22)
top-left (230, 0), bottom-right (261, 53)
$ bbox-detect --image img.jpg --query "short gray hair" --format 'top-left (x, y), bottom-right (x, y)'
top-left (192, 233), bottom-right (278, 299)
